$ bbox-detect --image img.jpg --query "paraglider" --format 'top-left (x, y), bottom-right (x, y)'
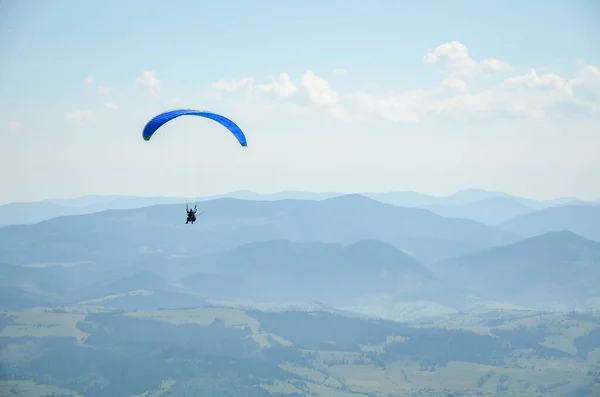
top-left (142, 109), bottom-right (247, 146)
top-left (185, 204), bottom-right (203, 224)
top-left (142, 108), bottom-right (247, 224)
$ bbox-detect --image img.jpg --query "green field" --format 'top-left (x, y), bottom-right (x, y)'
top-left (0, 308), bottom-right (88, 343)
top-left (0, 380), bottom-right (82, 397)
top-left (125, 307), bottom-right (293, 347)
top-left (1, 306), bottom-right (599, 397)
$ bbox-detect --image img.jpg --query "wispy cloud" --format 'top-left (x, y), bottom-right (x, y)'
top-left (97, 85), bottom-right (114, 96)
top-left (210, 41), bottom-right (599, 124)
top-left (257, 73), bottom-right (297, 99)
top-left (135, 71), bottom-right (161, 96)
top-left (6, 121), bottom-right (22, 132)
top-left (66, 109), bottom-right (94, 124)
top-left (213, 77), bottom-right (254, 93)
top-left (83, 75), bottom-right (94, 85)
top-left (104, 102), bottom-right (118, 110)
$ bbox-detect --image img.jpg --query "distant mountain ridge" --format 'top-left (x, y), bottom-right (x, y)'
top-left (421, 196), bottom-right (534, 225)
top-left (2, 188), bottom-right (597, 226)
top-left (180, 239), bottom-right (455, 306)
top-left (432, 230), bottom-right (600, 310)
top-left (0, 237), bottom-right (469, 314)
top-left (0, 194), bottom-right (521, 266)
top-left (499, 204), bottom-right (600, 242)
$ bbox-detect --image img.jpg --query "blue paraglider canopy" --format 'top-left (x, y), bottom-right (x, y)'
top-left (142, 109), bottom-right (247, 146)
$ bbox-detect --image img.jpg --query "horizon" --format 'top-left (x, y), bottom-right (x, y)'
top-left (1, 186), bottom-right (597, 206)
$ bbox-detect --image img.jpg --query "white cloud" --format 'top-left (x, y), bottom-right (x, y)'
top-left (424, 41), bottom-right (511, 88)
top-left (433, 91), bottom-right (494, 118)
top-left (301, 70), bottom-right (340, 106)
top-left (83, 75), bottom-right (94, 85)
top-left (257, 73), bottom-right (297, 99)
top-left (333, 68), bottom-right (347, 75)
top-left (104, 102), bottom-right (118, 110)
top-left (6, 121), bottom-right (22, 131)
top-left (207, 41), bottom-right (599, 124)
top-left (441, 76), bottom-right (469, 92)
top-left (568, 65), bottom-right (600, 90)
top-left (565, 65), bottom-right (600, 104)
top-left (482, 58), bottom-right (511, 72)
top-left (97, 85), bottom-right (114, 95)
top-left (213, 77), bottom-right (254, 92)
top-left (345, 90), bottom-right (429, 123)
top-left (424, 41), bottom-right (479, 78)
top-left (580, 65), bottom-right (600, 84)
top-left (504, 68), bottom-right (565, 90)
top-left (66, 110), bottom-right (93, 124)
top-left (135, 71), bottom-right (161, 95)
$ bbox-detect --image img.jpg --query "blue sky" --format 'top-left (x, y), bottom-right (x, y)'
top-left (1, 0), bottom-right (599, 203)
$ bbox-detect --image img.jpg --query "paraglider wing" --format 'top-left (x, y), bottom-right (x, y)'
top-left (142, 109), bottom-right (247, 146)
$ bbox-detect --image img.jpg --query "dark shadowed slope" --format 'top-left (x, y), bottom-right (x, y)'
top-left (181, 239), bottom-right (467, 307)
top-left (0, 194), bottom-right (521, 266)
top-left (0, 262), bottom-right (205, 310)
top-left (74, 270), bottom-right (178, 300)
top-left (432, 231), bottom-right (600, 309)
top-left (73, 270), bottom-right (206, 310)
top-left (0, 262), bottom-right (80, 309)
top-left (499, 205), bottom-right (600, 242)
top-left (422, 196), bottom-right (534, 225)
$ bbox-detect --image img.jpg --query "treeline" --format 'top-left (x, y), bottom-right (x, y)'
top-left (246, 310), bottom-right (410, 351)
top-left (1, 309), bottom-right (597, 397)
top-left (1, 313), bottom-right (300, 397)
top-left (0, 313), bottom-right (15, 331)
top-left (248, 310), bottom-right (576, 366)
top-left (574, 326), bottom-right (600, 359)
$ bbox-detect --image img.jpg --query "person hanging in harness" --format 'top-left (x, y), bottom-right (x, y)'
top-left (186, 204), bottom-right (198, 224)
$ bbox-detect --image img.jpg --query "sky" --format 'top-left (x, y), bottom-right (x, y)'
top-left (1, 0), bottom-right (599, 204)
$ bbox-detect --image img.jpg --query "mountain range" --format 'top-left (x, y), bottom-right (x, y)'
top-left (2, 188), bottom-right (597, 226)
top-left (1, 191), bottom-right (600, 316)
top-left (0, 194), bottom-right (520, 266)
top-left (432, 231), bottom-right (600, 310)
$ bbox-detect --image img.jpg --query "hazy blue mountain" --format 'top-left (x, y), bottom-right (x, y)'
top-left (431, 231), bottom-right (600, 309)
top-left (0, 195), bottom-right (191, 226)
top-left (0, 239), bottom-right (469, 312)
top-left (210, 190), bottom-right (342, 201)
top-left (73, 270), bottom-right (178, 300)
top-left (360, 188), bottom-right (511, 208)
top-left (0, 192), bottom-right (342, 227)
top-left (0, 261), bottom-right (205, 310)
top-left (499, 205), bottom-right (600, 242)
top-left (0, 262), bottom-right (73, 309)
top-left (530, 197), bottom-right (597, 209)
top-left (433, 188), bottom-right (513, 206)
top-left (5, 188), bottom-right (594, 227)
top-left (0, 201), bottom-right (79, 226)
top-left (361, 190), bottom-right (441, 207)
top-left (0, 194), bottom-right (521, 267)
top-left (422, 196), bottom-right (534, 225)
top-left (73, 270), bottom-right (206, 310)
top-left (180, 239), bottom-right (467, 307)
top-left (0, 262), bottom-right (73, 297)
